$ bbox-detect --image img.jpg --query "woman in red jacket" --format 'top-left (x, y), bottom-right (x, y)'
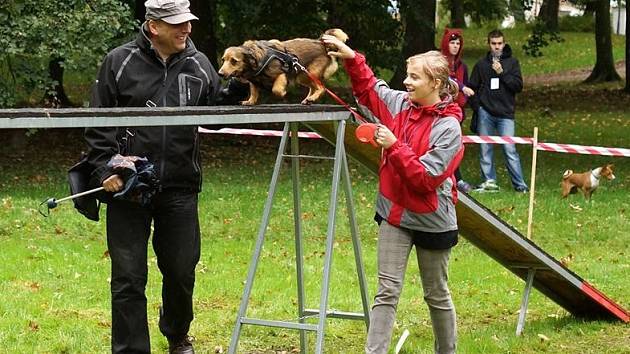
top-left (441, 28), bottom-right (474, 193)
top-left (322, 34), bottom-right (463, 354)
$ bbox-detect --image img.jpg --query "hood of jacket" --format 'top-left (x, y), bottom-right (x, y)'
top-left (440, 28), bottom-right (464, 65)
top-left (410, 98), bottom-right (463, 122)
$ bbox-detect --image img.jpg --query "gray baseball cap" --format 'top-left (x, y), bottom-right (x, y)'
top-left (145, 0), bottom-right (198, 24)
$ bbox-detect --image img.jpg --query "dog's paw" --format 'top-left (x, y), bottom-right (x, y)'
top-left (240, 100), bottom-right (256, 106)
top-left (272, 89), bottom-right (287, 98)
top-left (301, 98), bottom-right (314, 105)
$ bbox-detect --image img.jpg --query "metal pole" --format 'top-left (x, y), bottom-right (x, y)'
top-left (290, 122), bottom-right (308, 353)
top-left (314, 120), bottom-right (347, 353)
top-left (340, 147), bottom-right (371, 329)
top-left (228, 123), bottom-right (291, 354)
top-left (516, 268), bottom-right (536, 336)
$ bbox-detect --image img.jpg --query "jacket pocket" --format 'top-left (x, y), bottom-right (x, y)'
top-left (178, 74), bottom-right (203, 106)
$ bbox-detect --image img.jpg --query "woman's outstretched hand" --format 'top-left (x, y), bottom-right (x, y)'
top-left (321, 34), bottom-right (355, 59)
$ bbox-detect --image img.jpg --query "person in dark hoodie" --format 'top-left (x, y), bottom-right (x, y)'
top-left (440, 28), bottom-right (475, 193)
top-left (85, 1), bottom-right (246, 353)
top-left (468, 29), bottom-right (528, 193)
top-left (322, 34), bottom-right (463, 354)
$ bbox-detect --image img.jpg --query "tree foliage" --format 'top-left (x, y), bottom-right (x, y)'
top-left (0, 0), bottom-right (135, 107)
top-left (215, 0), bottom-right (400, 69)
top-left (522, 20), bottom-right (564, 57)
top-left (440, 0), bottom-right (508, 25)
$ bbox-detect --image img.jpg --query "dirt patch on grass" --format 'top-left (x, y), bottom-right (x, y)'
top-left (525, 60), bottom-right (626, 86)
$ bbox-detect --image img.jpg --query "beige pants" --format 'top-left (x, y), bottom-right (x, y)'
top-left (365, 221), bottom-right (457, 354)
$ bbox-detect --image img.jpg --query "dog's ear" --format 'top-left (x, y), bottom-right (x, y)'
top-left (242, 49), bottom-right (258, 70)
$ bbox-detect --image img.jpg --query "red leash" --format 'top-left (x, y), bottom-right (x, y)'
top-left (290, 57), bottom-right (379, 147)
top-left (291, 58), bottom-right (367, 123)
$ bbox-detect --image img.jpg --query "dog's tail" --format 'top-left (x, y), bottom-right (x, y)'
top-left (323, 28), bottom-right (349, 43)
top-left (562, 170), bottom-right (573, 179)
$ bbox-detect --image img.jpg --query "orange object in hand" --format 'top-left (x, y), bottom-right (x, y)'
top-left (355, 123), bottom-right (379, 147)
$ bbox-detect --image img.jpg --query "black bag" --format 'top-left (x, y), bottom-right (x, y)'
top-left (67, 155), bottom-right (101, 221)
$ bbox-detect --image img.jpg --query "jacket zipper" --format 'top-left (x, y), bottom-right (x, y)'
top-left (158, 61), bottom-right (168, 192)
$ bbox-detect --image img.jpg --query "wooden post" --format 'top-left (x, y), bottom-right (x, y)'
top-left (526, 127), bottom-right (539, 239)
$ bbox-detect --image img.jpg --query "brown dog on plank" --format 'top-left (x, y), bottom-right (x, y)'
top-left (561, 163), bottom-right (615, 201)
top-left (218, 29), bottom-right (348, 105)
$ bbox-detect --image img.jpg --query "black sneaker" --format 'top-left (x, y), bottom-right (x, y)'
top-left (168, 336), bottom-right (195, 354)
top-left (515, 187), bottom-right (529, 193)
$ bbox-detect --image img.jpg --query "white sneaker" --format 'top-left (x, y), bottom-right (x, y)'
top-left (474, 179), bottom-right (499, 192)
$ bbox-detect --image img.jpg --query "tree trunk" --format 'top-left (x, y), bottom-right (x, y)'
top-left (584, 1), bottom-right (597, 15)
top-left (46, 57), bottom-right (71, 107)
top-left (539, 0), bottom-right (559, 31)
top-left (134, 0), bottom-right (145, 24)
top-left (625, 1), bottom-right (630, 92)
top-left (190, 0), bottom-right (218, 68)
top-left (450, 0), bottom-right (466, 28)
top-left (389, 0), bottom-right (436, 89)
top-left (510, 0), bottom-right (526, 22)
top-left (584, 0), bottom-right (621, 83)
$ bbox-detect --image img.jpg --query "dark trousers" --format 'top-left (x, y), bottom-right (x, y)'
top-left (106, 190), bottom-right (200, 353)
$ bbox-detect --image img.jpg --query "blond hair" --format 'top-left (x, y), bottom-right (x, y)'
top-left (406, 51), bottom-right (458, 99)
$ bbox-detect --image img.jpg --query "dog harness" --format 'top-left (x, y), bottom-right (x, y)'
top-left (252, 41), bottom-right (306, 77)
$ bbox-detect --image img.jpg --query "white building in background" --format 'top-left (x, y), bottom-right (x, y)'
top-left (505, 0), bottom-right (625, 35)
top-left (611, 1), bottom-right (626, 35)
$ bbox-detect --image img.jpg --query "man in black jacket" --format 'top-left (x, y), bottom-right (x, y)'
top-left (468, 29), bottom-right (528, 193)
top-left (85, 1), bottom-right (245, 353)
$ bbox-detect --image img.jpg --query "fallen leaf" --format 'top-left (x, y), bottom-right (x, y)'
top-left (28, 320), bottom-right (39, 331)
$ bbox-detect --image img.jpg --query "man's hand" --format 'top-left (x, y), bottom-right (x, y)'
top-left (103, 174), bottom-right (124, 192)
top-left (492, 59), bottom-right (503, 74)
top-left (375, 124), bottom-right (397, 149)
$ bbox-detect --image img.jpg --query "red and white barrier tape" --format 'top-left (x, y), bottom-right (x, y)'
top-left (198, 128), bottom-right (630, 157)
top-left (198, 127), bottom-right (321, 139)
top-left (536, 142), bottom-right (630, 157)
top-left (462, 135), bottom-right (533, 145)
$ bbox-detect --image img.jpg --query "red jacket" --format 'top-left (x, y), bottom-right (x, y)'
top-left (344, 53), bottom-right (464, 232)
top-left (440, 28), bottom-right (469, 115)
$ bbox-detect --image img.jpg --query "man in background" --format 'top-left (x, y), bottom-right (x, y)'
top-left (468, 29), bottom-right (528, 193)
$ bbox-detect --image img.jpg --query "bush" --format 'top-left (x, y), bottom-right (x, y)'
top-left (558, 14), bottom-right (595, 32)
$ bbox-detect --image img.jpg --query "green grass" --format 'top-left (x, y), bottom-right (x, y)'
top-left (1, 80), bottom-right (629, 353)
top-left (1, 23), bottom-right (629, 352)
top-left (456, 26), bottom-right (626, 76)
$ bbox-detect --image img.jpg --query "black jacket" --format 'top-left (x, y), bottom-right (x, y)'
top-left (468, 44), bottom-right (523, 119)
top-left (86, 25), bottom-right (245, 193)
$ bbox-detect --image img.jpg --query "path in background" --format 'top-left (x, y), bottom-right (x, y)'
top-left (525, 60), bottom-right (626, 86)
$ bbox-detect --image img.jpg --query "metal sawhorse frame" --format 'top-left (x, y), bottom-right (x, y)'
top-left (228, 120), bottom-right (371, 353)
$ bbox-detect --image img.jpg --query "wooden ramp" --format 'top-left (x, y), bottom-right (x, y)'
top-left (304, 121), bottom-right (629, 323)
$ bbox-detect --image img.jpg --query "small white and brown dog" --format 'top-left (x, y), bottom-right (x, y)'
top-left (561, 164), bottom-right (615, 201)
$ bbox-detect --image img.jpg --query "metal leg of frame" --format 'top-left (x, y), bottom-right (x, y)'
top-left (314, 120), bottom-right (347, 353)
top-left (516, 268), bottom-right (536, 336)
top-left (340, 146), bottom-right (371, 330)
top-left (290, 122), bottom-right (308, 353)
top-left (228, 124), bottom-right (291, 354)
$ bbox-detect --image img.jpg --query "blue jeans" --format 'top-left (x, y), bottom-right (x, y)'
top-left (477, 106), bottom-right (528, 190)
